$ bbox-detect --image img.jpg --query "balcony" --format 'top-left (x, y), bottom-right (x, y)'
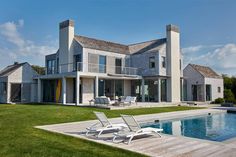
top-left (51, 62), bottom-right (139, 76)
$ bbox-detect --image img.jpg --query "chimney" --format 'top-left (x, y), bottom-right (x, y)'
top-left (59, 19), bottom-right (75, 72)
top-left (166, 24), bottom-right (181, 102)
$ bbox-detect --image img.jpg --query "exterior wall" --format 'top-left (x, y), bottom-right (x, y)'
top-left (83, 48), bottom-right (128, 73)
top-left (82, 78), bottom-right (94, 104)
top-left (158, 45), bottom-right (167, 76)
top-left (166, 25), bottom-right (181, 102)
top-left (130, 46), bottom-right (166, 76)
top-left (205, 77), bottom-right (224, 101)
top-left (183, 65), bottom-right (205, 101)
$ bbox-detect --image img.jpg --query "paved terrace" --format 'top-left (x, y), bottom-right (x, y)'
top-left (36, 109), bottom-right (236, 157)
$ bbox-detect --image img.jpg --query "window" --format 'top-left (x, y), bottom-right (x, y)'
top-left (0, 82), bottom-right (7, 95)
top-left (149, 57), bottom-right (155, 69)
top-left (115, 58), bottom-right (122, 74)
top-left (218, 87), bottom-right (221, 93)
top-left (47, 59), bottom-right (56, 74)
top-left (161, 56), bottom-right (166, 68)
top-left (99, 55), bottom-right (106, 73)
top-left (74, 54), bottom-right (82, 71)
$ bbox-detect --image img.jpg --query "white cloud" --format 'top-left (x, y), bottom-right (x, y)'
top-left (182, 45), bottom-right (203, 54)
top-left (184, 43), bottom-right (236, 75)
top-left (0, 20), bottom-right (57, 69)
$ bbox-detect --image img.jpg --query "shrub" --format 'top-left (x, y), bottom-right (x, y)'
top-left (214, 98), bottom-right (224, 104)
top-left (224, 89), bottom-right (235, 103)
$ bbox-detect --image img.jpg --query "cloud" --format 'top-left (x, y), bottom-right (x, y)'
top-left (184, 43), bottom-right (236, 76)
top-left (182, 45), bottom-right (203, 54)
top-left (0, 20), bottom-right (57, 68)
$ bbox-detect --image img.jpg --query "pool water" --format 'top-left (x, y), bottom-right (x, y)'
top-left (142, 113), bottom-right (236, 142)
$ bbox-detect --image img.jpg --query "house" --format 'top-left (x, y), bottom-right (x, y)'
top-left (183, 64), bottom-right (223, 102)
top-left (0, 62), bottom-right (38, 103)
top-left (36, 19), bottom-right (183, 105)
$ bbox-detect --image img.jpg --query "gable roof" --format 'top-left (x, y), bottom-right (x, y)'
top-left (0, 62), bottom-right (27, 77)
top-left (129, 38), bottom-right (166, 55)
top-left (189, 64), bottom-right (222, 79)
top-left (74, 35), bottom-right (167, 55)
top-left (74, 35), bottom-right (130, 54)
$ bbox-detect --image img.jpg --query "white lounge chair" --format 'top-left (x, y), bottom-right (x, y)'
top-left (86, 111), bottom-right (127, 137)
top-left (113, 114), bottom-right (163, 144)
top-left (94, 97), bottom-right (115, 106)
top-left (120, 96), bottom-right (137, 106)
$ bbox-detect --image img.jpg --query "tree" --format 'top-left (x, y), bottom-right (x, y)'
top-left (31, 65), bottom-right (45, 75)
top-left (224, 89), bottom-right (235, 103)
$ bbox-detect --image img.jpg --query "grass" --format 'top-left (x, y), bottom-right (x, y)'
top-left (0, 104), bottom-right (204, 157)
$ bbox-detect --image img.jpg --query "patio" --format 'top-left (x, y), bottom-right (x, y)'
top-left (36, 109), bottom-right (236, 157)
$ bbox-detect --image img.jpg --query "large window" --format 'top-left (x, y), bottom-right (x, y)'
top-left (99, 55), bottom-right (106, 73)
top-left (149, 57), bottom-right (155, 69)
top-left (47, 59), bottom-right (56, 74)
top-left (218, 87), bottom-right (221, 93)
top-left (161, 56), bottom-right (166, 68)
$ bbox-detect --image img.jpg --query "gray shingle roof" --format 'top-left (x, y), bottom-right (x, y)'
top-left (129, 38), bottom-right (166, 54)
top-left (74, 35), bottom-right (166, 55)
top-left (0, 62), bottom-right (27, 77)
top-left (74, 35), bottom-right (130, 54)
top-left (189, 64), bottom-right (222, 79)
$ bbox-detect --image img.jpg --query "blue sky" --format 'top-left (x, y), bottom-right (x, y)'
top-left (0, 0), bottom-right (236, 75)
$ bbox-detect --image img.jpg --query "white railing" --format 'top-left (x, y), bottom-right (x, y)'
top-left (56, 62), bottom-right (139, 75)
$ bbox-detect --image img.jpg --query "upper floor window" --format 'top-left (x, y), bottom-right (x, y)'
top-left (149, 57), bottom-right (155, 69)
top-left (218, 87), bottom-right (221, 93)
top-left (99, 55), bottom-right (106, 73)
top-left (161, 56), bottom-right (166, 68)
top-left (47, 59), bottom-right (55, 74)
top-left (74, 54), bottom-right (82, 71)
top-left (115, 58), bottom-right (122, 74)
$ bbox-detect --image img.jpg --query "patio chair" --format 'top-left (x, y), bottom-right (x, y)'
top-left (113, 114), bottom-right (163, 144)
top-left (86, 111), bottom-right (127, 137)
top-left (120, 96), bottom-right (137, 106)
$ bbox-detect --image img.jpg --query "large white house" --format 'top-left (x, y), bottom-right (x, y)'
top-left (183, 64), bottom-right (223, 102)
top-left (36, 19), bottom-right (183, 105)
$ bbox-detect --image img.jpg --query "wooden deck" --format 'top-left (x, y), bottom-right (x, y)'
top-left (36, 109), bottom-right (236, 157)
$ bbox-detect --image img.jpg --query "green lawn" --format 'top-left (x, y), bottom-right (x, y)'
top-left (0, 104), bottom-right (204, 157)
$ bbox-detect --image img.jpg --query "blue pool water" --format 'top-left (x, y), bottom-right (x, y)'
top-left (142, 113), bottom-right (236, 142)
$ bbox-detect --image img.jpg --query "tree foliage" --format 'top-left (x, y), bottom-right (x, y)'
top-left (223, 75), bottom-right (236, 103)
top-left (31, 65), bottom-right (45, 75)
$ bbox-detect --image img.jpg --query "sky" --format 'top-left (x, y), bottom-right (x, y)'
top-left (0, 0), bottom-right (236, 75)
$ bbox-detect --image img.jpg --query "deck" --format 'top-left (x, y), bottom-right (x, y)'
top-left (36, 109), bottom-right (236, 157)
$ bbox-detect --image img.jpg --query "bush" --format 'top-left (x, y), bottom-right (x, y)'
top-left (224, 89), bottom-right (235, 103)
top-left (214, 98), bottom-right (224, 104)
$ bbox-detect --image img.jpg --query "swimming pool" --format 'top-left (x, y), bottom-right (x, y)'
top-left (142, 113), bottom-right (236, 142)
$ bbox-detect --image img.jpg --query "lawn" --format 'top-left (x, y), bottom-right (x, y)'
top-left (0, 104), bottom-right (204, 157)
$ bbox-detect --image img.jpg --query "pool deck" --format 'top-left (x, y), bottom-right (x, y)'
top-left (36, 109), bottom-right (236, 157)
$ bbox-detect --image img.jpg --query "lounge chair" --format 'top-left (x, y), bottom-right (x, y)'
top-left (120, 96), bottom-right (137, 106)
top-left (94, 97), bottom-right (115, 106)
top-left (86, 111), bottom-right (127, 137)
top-left (113, 114), bottom-right (163, 144)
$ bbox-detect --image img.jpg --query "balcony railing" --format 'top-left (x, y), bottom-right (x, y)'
top-left (56, 62), bottom-right (139, 76)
